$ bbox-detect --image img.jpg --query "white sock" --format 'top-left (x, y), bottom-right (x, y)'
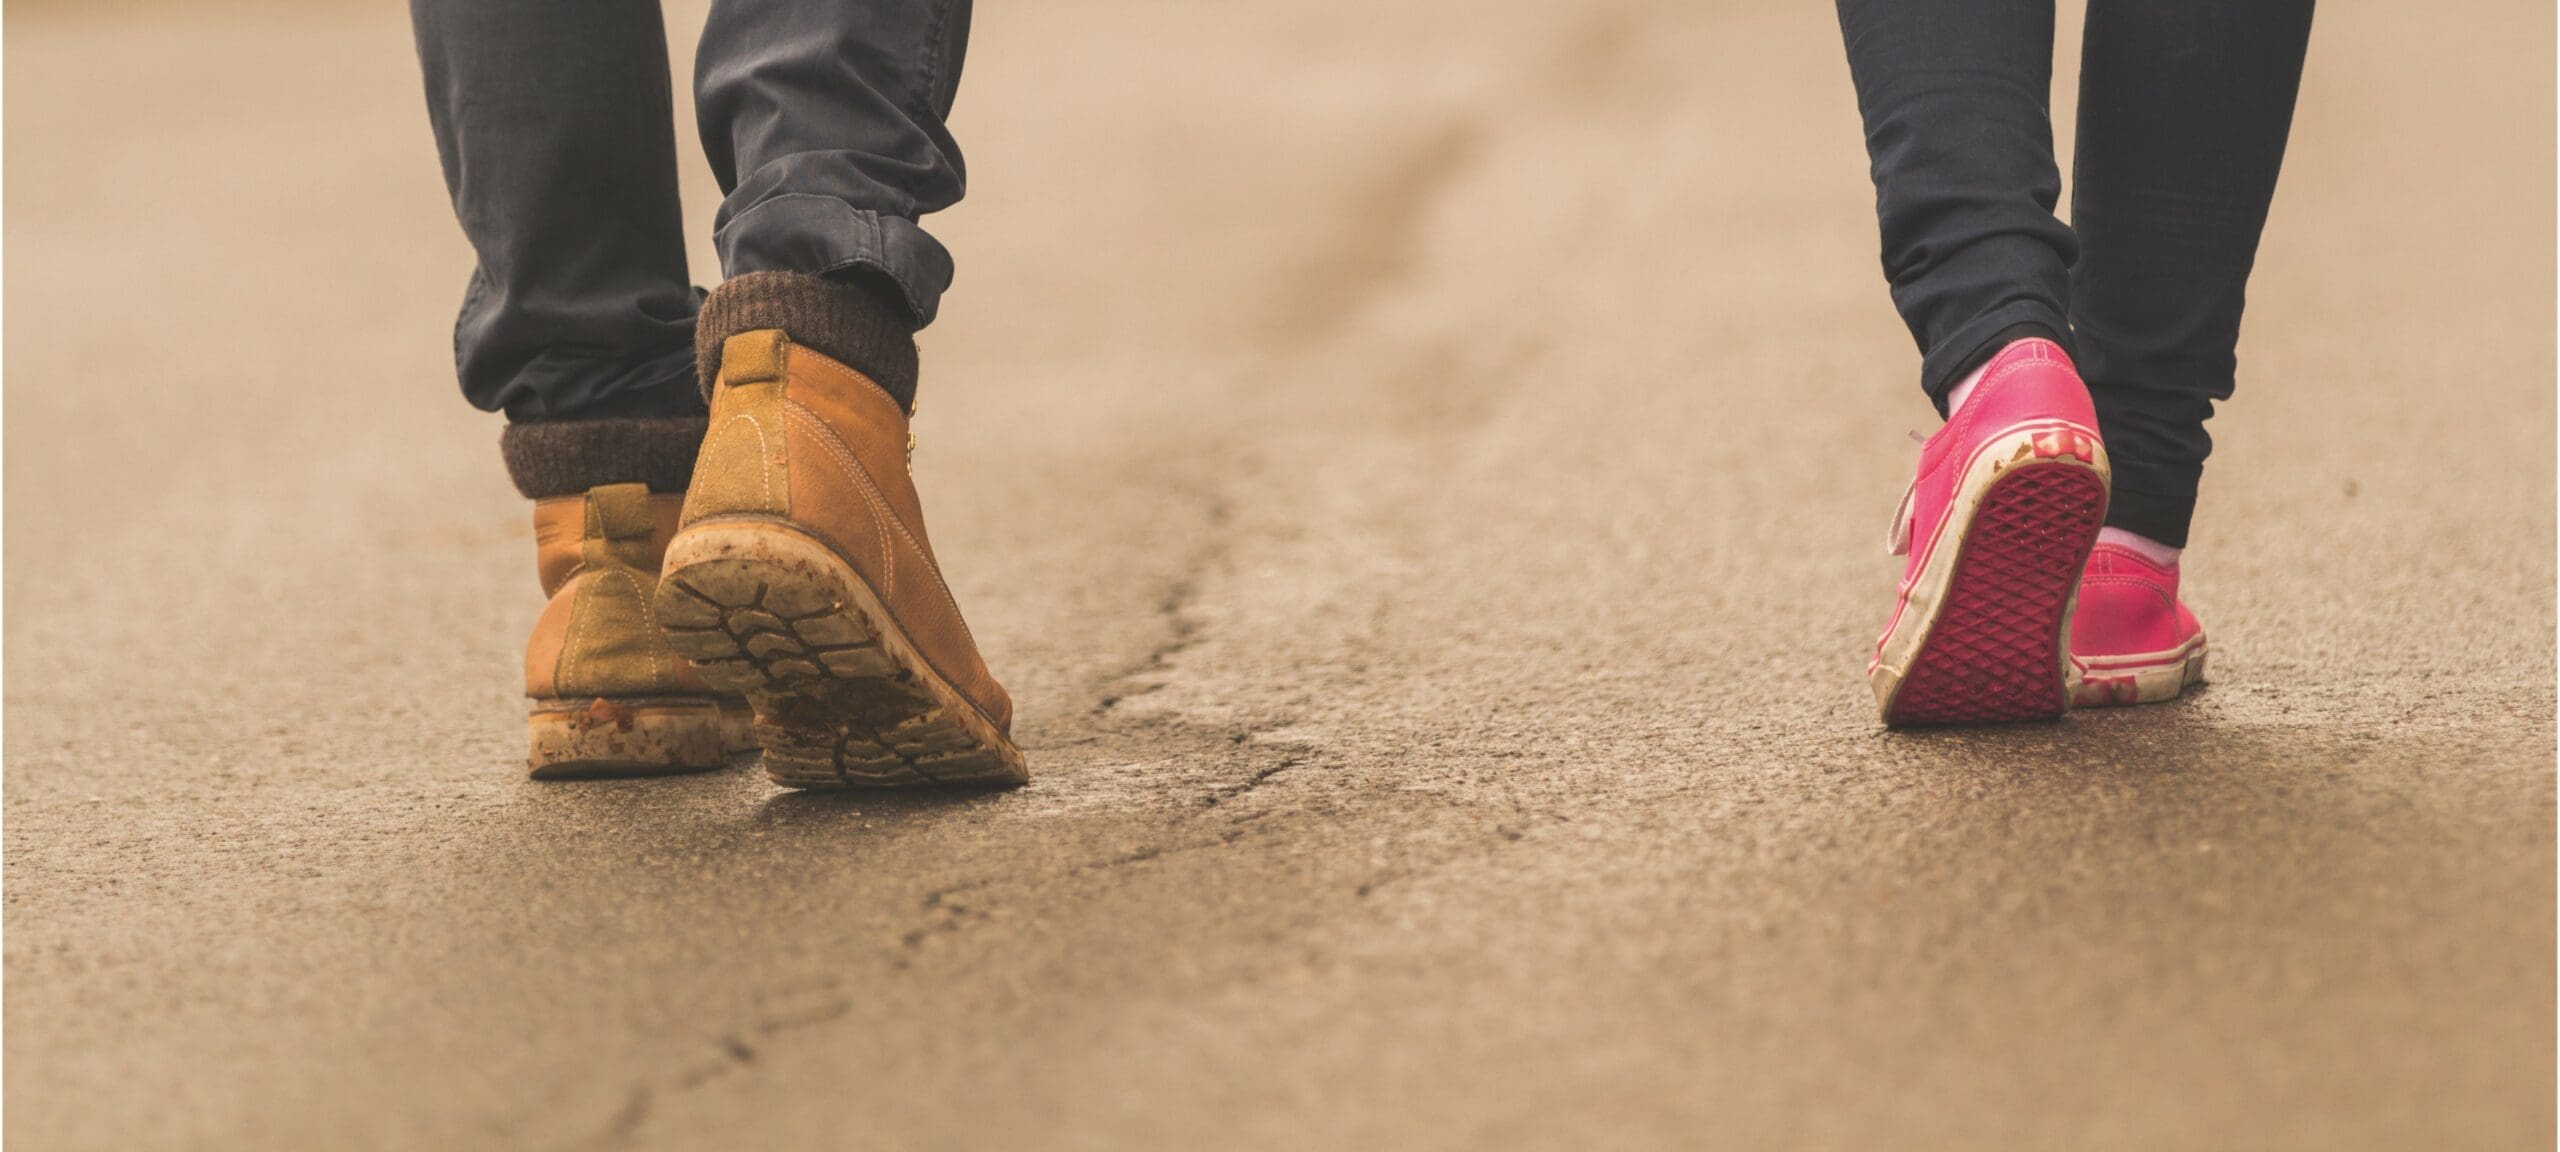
top-left (1944, 356), bottom-right (1993, 416)
top-left (2097, 526), bottom-right (2182, 567)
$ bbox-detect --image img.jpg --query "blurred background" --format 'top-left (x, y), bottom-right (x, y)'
top-left (6, 1), bottom-right (2553, 1148)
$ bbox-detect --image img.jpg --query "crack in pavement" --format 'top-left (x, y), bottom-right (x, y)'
top-left (1091, 495), bottom-right (1231, 717)
top-left (568, 85), bottom-right (1522, 1152)
top-left (1203, 755), bottom-right (1306, 808)
top-left (570, 812), bottom-right (1283, 1148)
top-left (578, 983), bottom-right (851, 1152)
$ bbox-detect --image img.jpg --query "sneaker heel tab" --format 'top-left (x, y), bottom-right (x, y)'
top-left (718, 330), bottom-right (790, 389)
top-left (2011, 337), bottom-right (2065, 363)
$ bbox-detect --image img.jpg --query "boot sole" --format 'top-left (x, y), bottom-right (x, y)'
top-left (526, 696), bottom-right (754, 779)
top-left (2073, 637), bottom-right (2209, 707)
top-left (1872, 423), bottom-right (2110, 726)
top-left (653, 518), bottom-right (1029, 789)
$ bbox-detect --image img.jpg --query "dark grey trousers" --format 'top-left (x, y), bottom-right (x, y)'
top-left (1835, 0), bottom-right (2313, 546)
top-left (410, 0), bottom-right (971, 420)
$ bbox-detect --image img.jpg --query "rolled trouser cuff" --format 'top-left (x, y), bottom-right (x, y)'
top-left (501, 416), bottom-right (709, 499)
top-left (695, 270), bottom-right (919, 411)
top-left (713, 194), bottom-right (954, 326)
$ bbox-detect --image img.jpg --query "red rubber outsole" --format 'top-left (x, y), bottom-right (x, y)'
top-left (1885, 462), bottom-right (2109, 725)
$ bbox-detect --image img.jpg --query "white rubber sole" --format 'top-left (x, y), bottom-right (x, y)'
top-left (2072, 636), bottom-right (2209, 708)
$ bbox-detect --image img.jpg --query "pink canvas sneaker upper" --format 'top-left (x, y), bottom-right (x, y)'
top-left (1868, 336), bottom-right (2111, 724)
top-left (2070, 543), bottom-right (2202, 660)
top-left (1887, 338), bottom-right (2102, 586)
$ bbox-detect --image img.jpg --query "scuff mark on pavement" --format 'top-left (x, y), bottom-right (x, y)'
top-left (1204, 756), bottom-right (1306, 808)
top-left (897, 879), bottom-right (996, 958)
top-left (1264, 118), bottom-right (1487, 342)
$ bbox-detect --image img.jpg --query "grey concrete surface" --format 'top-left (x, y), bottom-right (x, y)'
top-left (5, 2), bottom-right (2553, 1148)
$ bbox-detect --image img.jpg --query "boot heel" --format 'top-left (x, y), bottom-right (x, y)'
top-left (655, 520), bottom-right (1029, 789)
top-left (526, 696), bottom-right (734, 779)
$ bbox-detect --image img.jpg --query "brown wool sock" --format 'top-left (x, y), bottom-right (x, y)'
top-left (694, 270), bottom-right (921, 412)
top-left (499, 416), bottom-right (709, 499)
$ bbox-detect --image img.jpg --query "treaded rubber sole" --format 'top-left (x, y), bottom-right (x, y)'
top-left (2073, 639), bottom-right (2209, 708)
top-left (1871, 421), bottom-right (2110, 727)
top-left (653, 519), bottom-right (1029, 790)
top-left (526, 696), bottom-right (753, 779)
top-left (1885, 461), bottom-right (2108, 725)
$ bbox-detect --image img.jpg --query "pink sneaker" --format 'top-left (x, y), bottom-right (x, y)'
top-left (1870, 338), bottom-right (2111, 725)
top-left (2069, 543), bottom-right (2208, 707)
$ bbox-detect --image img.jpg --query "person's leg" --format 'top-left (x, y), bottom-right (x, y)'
top-left (2070, 0), bottom-right (2315, 549)
top-left (1840, 0), bottom-right (2113, 726)
top-left (1836, 0), bottom-right (2078, 411)
top-left (2063, 0), bottom-right (2313, 709)
top-left (660, 0), bottom-right (1024, 787)
top-left (410, 0), bottom-right (706, 432)
top-left (688, 0), bottom-right (973, 414)
top-left (409, 0), bottom-right (747, 775)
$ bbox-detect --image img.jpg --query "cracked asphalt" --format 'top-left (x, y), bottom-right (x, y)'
top-left (6, 2), bottom-right (2553, 1148)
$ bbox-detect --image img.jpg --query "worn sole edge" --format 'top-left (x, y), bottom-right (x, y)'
top-left (653, 517), bottom-right (1029, 789)
top-left (2073, 637), bottom-right (2210, 708)
top-left (1870, 421), bottom-right (2110, 725)
top-left (526, 696), bottom-right (747, 779)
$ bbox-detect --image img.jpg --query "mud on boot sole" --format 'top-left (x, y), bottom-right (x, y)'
top-left (526, 696), bottom-right (752, 779)
top-left (652, 519), bottom-right (1029, 789)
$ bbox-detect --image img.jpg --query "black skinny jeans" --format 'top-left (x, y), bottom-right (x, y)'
top-left (409, 0), bottom-right (972, 422)
top-left (1837, 0), bottom-right (2314, 546)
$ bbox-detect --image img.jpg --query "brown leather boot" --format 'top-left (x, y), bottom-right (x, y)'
top-left (526, 483), bottom-right (754, 778)
top-left (654, 329), bottom-right (1027, 788)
